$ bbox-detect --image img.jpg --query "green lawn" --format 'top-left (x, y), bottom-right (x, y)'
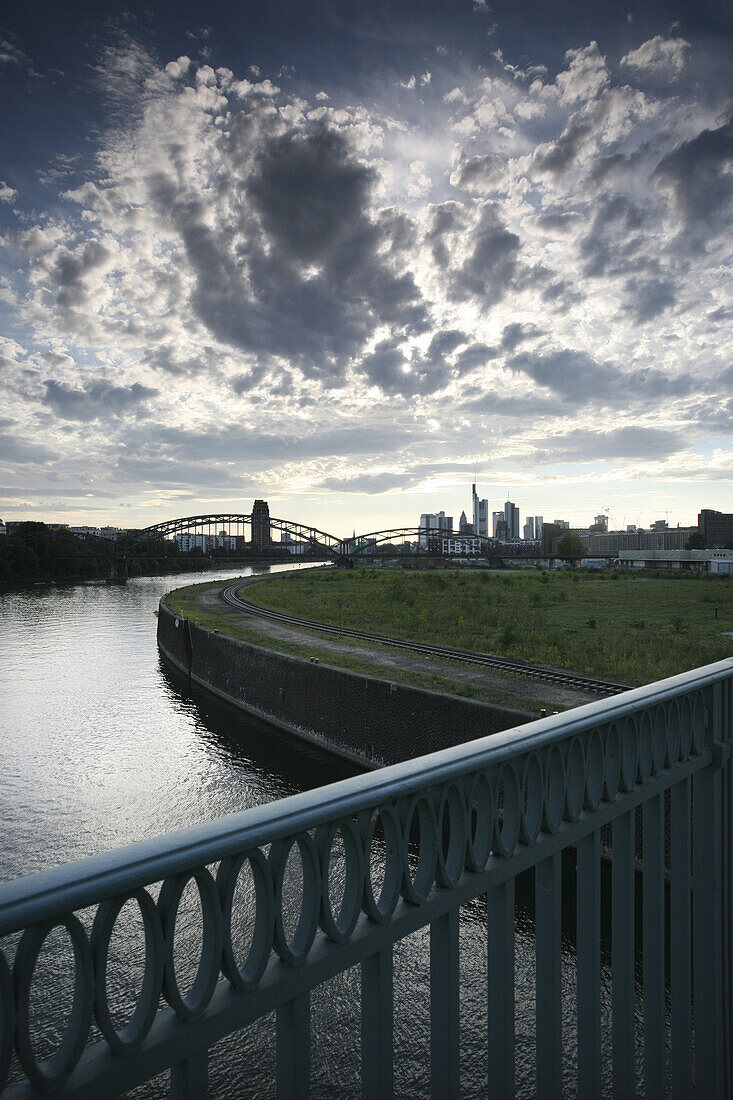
top-left (245, 567), bottom-right (733, 684)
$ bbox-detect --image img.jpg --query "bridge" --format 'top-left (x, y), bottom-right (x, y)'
top-left (0, 658), bottom-right (730, 1096)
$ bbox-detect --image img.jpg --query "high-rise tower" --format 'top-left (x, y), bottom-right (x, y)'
top-left (251, 499), bottom-right (271, 550)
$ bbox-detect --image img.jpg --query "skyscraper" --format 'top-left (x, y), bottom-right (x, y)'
top-left (251, 499), bottom-right (271, 549)
top-left (472, 484), bottom-right (489, 539)
top-left (504, 500), bottom-right (519, 540)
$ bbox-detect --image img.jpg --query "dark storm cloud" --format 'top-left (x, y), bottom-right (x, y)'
top-left (42, 379), bottom-right (159, 421)
top-left (455, 342), bottom-right (500, 371)
top-left (247, 125), bottom-right (374, 263)
top-left (509, 348), bottom-right (695, 406)
top-left (46, 240), bottom-right (111, 310)
top-left (451, 153), bottom-right (505, 193)
top-left (654, 114), bottom-right (733, 243)
top-left (621, 276), bottom-right (676, 323)
top-left (578, 193), bottom-right (650, 278)
top-left (359, 329), bottom-right (471, 396)
top-left (529, 425), bottom-right (685, 463)
top-left (533, 113), bottom-right (595, 176)
top-left (155, 123), bottom-right (428, 377)
top-left (500, 322), bottom-right (543, 352)
top-left (450, 203), bottom-right (521, 306)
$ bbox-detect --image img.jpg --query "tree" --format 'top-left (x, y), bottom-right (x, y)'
top-left (685, 531), bottom-right (707, 550)
top-left (557, 532), bottom-right (586, 563)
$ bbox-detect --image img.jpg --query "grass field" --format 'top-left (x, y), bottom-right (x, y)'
top-left (162, 580), bottom-right (549, 713)
top-left (246, 567), bottom-right (733, 685)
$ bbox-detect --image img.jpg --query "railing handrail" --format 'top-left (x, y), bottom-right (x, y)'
top-left (1, 656), bottom-right (730, 937)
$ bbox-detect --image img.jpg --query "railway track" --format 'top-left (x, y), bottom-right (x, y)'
top-left (221, 583), bottom-right (628, 697)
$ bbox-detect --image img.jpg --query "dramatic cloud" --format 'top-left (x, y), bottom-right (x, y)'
top-left (0, 8), bottom-right (730, 529)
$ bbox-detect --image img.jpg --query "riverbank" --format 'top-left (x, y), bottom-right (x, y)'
top-left (158, 588), bottom-right (541, 768)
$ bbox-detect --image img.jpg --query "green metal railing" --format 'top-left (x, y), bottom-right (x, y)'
top-left (0, 659), bottom-right (730, 1097)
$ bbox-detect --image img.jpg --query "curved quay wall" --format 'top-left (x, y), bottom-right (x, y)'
top-left (157, 598), bottom-right (533, 768)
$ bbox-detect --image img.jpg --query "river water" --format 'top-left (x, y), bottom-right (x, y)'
top-left (0, 567), bottom-right (618, 1097)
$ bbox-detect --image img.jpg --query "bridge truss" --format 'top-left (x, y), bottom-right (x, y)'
top-left (138, 514), bottom-right (345, 558)
top-left (344, 527), bottom-right (543, 559)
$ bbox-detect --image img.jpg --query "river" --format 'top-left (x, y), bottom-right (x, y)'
top-left (0, 566), bottom-right (618, 1097)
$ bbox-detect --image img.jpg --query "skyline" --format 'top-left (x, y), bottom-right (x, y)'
top-left (1, 0), bottom-right (731, 533)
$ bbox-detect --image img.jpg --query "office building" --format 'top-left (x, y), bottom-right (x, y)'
top-left (458, 510), bottom-right (473, 534)
top-left (472, 484), bottom-right (489, 539)
top-left (523, 517), bottom-right (534, 540)
top-left (251, 499), bottom-right (271, 550)
top-left (504, 500), bottom-right (520, 541)
top-left (698, 509), bottom-right (733, 547)
top-left (419, 511), bottom-right (453, 548)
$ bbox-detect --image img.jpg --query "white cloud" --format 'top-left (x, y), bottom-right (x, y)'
top-left (0, 35), bottom-right (730, 526)
top-left (621, 35), bottom-right (690, 76)
top-left (0, 182), bottom-right (18, 203)
top-left (165, 56), bottom-right (191, 79)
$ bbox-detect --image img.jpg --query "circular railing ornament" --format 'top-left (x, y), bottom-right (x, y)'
top-left (91, 889), bottom-right (164, 1054)
top-left (520, 755), bottom-right (544, 846)
top-left (363, 806), bottom-right (403, 923)
top-left (493, 762), bottom-right (521, 858)
top-left (271, 834), bottom-right (320, 966)
top-left (14, 915), bottom-right (94, 1092)
top-left (318, 819), bottom-right (364, 944)
top-left (543, 745), bottom-right (566, 834)
top-left (217, 849), bottom-right (274, 992)
top-left (158, 867), bottom-right (223, 1020)
top-left (465, 771), bottom-right (494, 871)
top-left (401, 796), bottom-right (438, 904)
top-left (584, 729), bottom-right (605, 811)
top-left (564, 738), bottom-right (585, 822)
top-left (436, 783), bottom-right (468, 888)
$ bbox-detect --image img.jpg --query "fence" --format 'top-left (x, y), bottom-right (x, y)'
top-left (0, 658), bottom-right (731, 1097)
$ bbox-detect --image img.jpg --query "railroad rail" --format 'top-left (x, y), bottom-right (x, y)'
top-left (221, 584), bottom-right (628, 697)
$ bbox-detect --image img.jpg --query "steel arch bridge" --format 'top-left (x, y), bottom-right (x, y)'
top-left (345, 528), bottom-right (543, 559)
top-left (344, 527), bottom-right (496, 556)
top-left (137, 513), bottom-right (345, 558)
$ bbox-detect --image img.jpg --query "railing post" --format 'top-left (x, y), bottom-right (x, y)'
top-left (643, 793), bottom-right (666, 1097)
top-left (487, 879), bottom-right (515, 1099)
top-left (361, 947), bottom-right (393, 1099)
top-left (612, 810), bottom-right (636, 1097)
top-left (277, 992), bottom-right (310, 1099)
top-left (670, 778), bottom-right (692, 1098)
top-left (171, 1052), bottom-right (208, 1098)
top-left (693, 690), bottom-right (726, 1098)
top-left (430, 908), bottom-right (460, 1098)
top-left (577, 831), bottom-right (601, 1098)
top-left (535, 853), bottom-right (562, 1098)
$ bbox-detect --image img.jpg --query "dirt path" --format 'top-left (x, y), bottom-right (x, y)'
top-left (198, 581), bottom-right (604, 712)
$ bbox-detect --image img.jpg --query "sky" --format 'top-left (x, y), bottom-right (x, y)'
top-left (0, 0), bottom-right (731, 537)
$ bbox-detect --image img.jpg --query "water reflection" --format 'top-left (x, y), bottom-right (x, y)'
top-left (0, 566), bottom-right (644, 1097)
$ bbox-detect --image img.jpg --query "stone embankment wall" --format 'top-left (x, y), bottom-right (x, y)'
top-left (157, 599), bottom-right (532, 768)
